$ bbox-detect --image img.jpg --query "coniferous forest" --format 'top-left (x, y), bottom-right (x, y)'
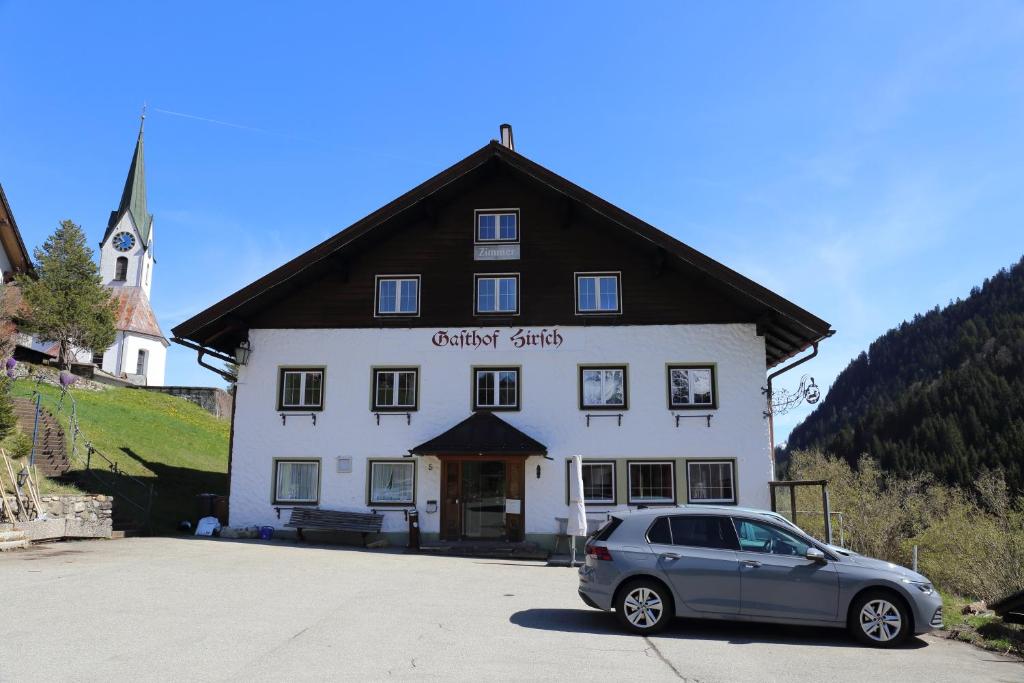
top-left (784, 256), bottom-right (1024, 493)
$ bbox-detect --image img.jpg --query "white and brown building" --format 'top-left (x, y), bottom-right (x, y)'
top-left (172, 127), bottom-right (832, 547)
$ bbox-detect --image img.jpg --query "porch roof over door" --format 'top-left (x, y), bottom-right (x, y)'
top-left (409, 411), bottom-right (547, 457)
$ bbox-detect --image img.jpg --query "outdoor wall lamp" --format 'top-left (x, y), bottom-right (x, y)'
top-left (235, 340), bottom-right (251, 366)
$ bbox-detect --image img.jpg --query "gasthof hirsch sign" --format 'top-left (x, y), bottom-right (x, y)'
top-left (431, 328), bottom-right (565, 350)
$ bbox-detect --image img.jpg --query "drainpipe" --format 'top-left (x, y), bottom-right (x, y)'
top-left (171, 337), bottom-right (239, 383)
top-left (765, 336), bottom-right (830, 476)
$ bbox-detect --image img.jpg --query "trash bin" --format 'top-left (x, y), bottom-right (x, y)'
top-left (196, 493), bottom-right (217, 521)
top-left (259, 526), bottom-right (274, 540)
top-left (408, 510), bottom-right (420, 550)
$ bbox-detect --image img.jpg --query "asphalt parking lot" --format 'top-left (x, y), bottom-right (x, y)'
top-left (0, 538), bottom-right (1019, 682)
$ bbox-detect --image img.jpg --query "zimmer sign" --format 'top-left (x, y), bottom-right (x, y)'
top-left (431, 328), bottom-right (565, 350)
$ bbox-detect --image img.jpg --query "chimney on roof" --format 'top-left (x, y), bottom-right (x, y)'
top-left (499, 123), bottom-right (514, 151)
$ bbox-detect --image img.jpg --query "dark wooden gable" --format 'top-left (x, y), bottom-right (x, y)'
top-left (173, 141), bottom-right (832, 367)
top-left (247, 165), bottom-right (757, 330)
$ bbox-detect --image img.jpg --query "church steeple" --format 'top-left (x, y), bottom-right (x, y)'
top-left (105, 113), bottom-right (152, 248)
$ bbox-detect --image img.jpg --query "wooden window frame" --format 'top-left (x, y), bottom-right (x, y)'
top-left (473, 273), bottom-right (520, 316)
top-left (367, 459), bottom-right (417, 506)
top-left (566, 459), bottom-right (617, 505)
top-left (578, 364), bottom-right (629, 410)
top-left (370, 367), bottom-right (420, 412)
top-left (277, 367), bottom-right (325, 412)
top-left (272, 458), bottom-right (321, 505)
top-left (685, 459), bottom-right (737, 505)
top-left (666, 363), bottom-right (718, 410)
top-left (474, 208), bottom-right (520, 244)
top-left (472, 366), bottom-right (521, 411)
top-left (627, 460), bottom-right (677, 505)
top-left (574, 271), bottom-right (622, 315)
top-left (373, 274), bottom-right (421, 317)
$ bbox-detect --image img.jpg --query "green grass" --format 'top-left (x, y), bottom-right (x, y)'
top-left (10, 377), bottom-right (229, 532)
top-left (941, 591), bottom-right (1024, 657)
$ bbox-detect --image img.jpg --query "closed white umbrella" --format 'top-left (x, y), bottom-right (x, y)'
top-left (567, 454), bottom-right (588, 567)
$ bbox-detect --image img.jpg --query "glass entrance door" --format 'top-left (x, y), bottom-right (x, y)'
top-left (461, 461), bottom-right (506, 539)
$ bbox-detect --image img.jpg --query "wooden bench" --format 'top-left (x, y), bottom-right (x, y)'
top-left (285, 508), bottom-right (384, 545)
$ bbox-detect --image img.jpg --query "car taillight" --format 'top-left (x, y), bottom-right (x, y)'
top-left (585, 544), bottom-right (612, 561)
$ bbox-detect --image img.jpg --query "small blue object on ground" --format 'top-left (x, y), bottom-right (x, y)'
top-left (259, 526), bottom-right (274, 540)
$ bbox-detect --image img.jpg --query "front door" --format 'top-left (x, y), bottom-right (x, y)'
top-left (732, 518), bottom-right (839, 620)
top-left (440, 458), bottom-right (525, 542)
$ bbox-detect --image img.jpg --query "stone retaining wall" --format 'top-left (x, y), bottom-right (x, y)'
top-left (139, 386), bottom-right (233, 418)
top-left (15, 494), bottom-right (114, 540)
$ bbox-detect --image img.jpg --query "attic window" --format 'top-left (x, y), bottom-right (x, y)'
top-left (576, 272), bottom-right (621, 314)
top-left (375, 275), bottom-right (420, 316)
top-left (475, 209), bottom-right (519, 243)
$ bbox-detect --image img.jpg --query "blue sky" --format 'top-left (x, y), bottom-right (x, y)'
top-left (2, 2), bottom-right (1023, 439)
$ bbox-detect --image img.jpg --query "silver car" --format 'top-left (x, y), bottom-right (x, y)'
top-left (577, 506), bottom-right (943, 647)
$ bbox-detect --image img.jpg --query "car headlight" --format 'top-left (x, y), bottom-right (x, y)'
top-left (901, 578), bottom-right (934, 594)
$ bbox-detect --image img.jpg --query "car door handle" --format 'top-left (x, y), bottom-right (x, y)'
top-left (659, 552), bottom-right (682, 561)
top-left (741, 560), bottom-right (762, 568)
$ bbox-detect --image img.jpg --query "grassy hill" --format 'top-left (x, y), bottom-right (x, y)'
top-left (9, 377), bottom-right (229, 532)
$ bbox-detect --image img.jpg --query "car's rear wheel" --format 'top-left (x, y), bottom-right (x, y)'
top-left (848, 590), bottom-right (910, 647)
top-left (615, 579), bottom-right (674, 634)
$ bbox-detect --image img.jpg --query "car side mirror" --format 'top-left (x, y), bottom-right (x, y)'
top-left (805, 547), bottom-right (826, 563)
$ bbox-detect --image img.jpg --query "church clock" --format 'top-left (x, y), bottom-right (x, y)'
top-left (112, 232), bottom-right (136, 252)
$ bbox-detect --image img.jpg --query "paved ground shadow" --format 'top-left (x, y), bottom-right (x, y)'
top-left (510, 608), bottom-right (929, 649)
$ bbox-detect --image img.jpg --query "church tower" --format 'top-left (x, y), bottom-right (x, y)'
top-left (96, 116), bottom-right (169, 386)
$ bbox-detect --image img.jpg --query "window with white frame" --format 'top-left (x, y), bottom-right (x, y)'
top-left (667, 365), bottom-right (716, 409)
top-left (576, 273), bottom-right (621, 314)
top-left (375, 275), bottom-right (420, 316)
top-left (687, 460), bottom-right (735, 504)
top-left (475, 210), bottom-right (519, 242)
top-left (628, 461), bottom-right (675, 504)
top-left (278, 368), bottom-right (324, 411)
top-left (475, 274), bottom-right (519, 314)
top-left (274, 459), bottom-right (320, 504)
top-left (581, 461), bottom-right (616, 504)
top-left (474, 368), bottom-right (519, 410)
top-left (579, 366), bottom-right (627, 409)
top-left (373, 368), bottom-right (418, 411)
top-left (369, 460), bottom-right (415, 505)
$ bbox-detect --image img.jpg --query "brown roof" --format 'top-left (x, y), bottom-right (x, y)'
top-left (410, 412), bottom-right (547, 456)
top-left (172, 141), bottom-right (833, 367)
top-left (112, 287), bottom-right (168, 343)
top-left (0, 183), bottom-right (35, 278)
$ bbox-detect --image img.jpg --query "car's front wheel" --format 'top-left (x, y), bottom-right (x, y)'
top-left (615, 579), bottom-right (674, 634)
top-left (848, 590), bottom-right (911, 647)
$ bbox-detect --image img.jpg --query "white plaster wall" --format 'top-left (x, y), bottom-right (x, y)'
top-left (229, 325), bottom-right (773, 534)
top-left (0, 248), bottom-right (13, 278)
top-left (102, 332), bottom-right (167, 385)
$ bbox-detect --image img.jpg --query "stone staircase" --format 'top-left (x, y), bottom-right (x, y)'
top-left (0, 529), bottom-right (30, 551)
top-left (12, 397), bottom-right (69, 477)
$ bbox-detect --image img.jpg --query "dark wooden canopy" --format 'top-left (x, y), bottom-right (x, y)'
top-left (409, 412), bottom-right (547, 457)
top-left (172, 140), bottom-right (833, 368)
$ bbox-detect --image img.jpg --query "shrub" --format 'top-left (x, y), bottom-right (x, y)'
top-left (787, 450), bottom-right (1024, 601)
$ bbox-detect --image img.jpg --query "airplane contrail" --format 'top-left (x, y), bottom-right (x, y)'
top-left (152, 107), bottom-right (269, 133)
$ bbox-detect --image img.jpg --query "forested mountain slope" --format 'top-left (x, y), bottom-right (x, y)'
top-left (785, 256), bottom-right (1024, 491)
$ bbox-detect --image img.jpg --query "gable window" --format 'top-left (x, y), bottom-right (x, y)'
top-left (278, 368), bottom-right (324, 411)
top-left (114, 257), bottom-right (128, 281)
top-left (369, 460), bottom-right (415, 505)
top-left (373, 368), bottom-right (418, 411)
top-left (475, 274), bottom-right (519, 315)
top-left (580, 461), bottom-right (616, 504)
top-left (687, 460), bottom-right (735, 504)
top-left (375, 275), bottom-right (420, 316)
top-left (475, 209), bottom-right (519, 243)
top-left (273, 459), bottom-right (320, 504)
top-left (628, 461), bottom-right (675, 504)
top-left (473, 367), bottom-right (520, 410)
top-left (579, 366), bottom-right (627, 409)
top-left (575, 272), bottom-right (621, 314)
top-left (667, 365), bottom-right (717, 409)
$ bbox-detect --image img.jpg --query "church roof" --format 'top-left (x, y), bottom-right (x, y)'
top-left (103, 120), bottom-right (153, 249)
top-left (0, 182), bottom-right (35, 277)
top-left (112, 287), bottom-right (168, 345)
